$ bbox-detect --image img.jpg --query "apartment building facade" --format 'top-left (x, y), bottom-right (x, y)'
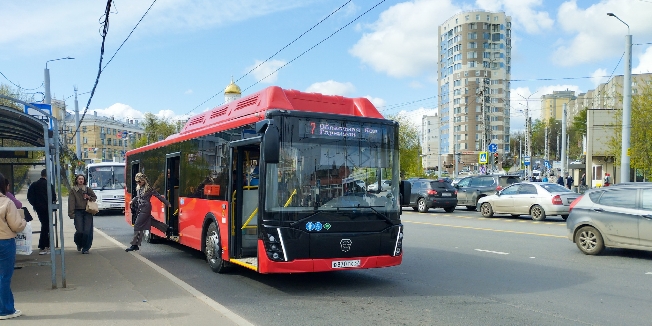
top-left (421, 114), bottom-right (440, 172)
top-left (540, 90), bottom-right (576, 122)
top-left (437, 10), bottom-right (512, 174)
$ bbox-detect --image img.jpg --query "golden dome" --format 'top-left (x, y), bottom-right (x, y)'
top-left (224, 78), bottom-right (241, 94)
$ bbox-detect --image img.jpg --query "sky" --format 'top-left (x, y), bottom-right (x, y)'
top-left (1, 0), bottom-right (652, 133)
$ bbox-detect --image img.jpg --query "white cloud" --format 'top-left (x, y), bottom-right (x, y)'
top-left (476, 0), bottom-right (553, 34)
top-left (349, 0), bottom-right (461, 78)
top-left (552, 0), bottom-right (652, 66)
top-left (247, 59), bottom-right (286, 84)
top-left (633, 46), bottom-right (652, 74)
top-left (0, 1), bottom-right (311, 52)
top-left (591, 68), bottom-right (609, 87)
top-left (305, 80), bottom-right (355, 95)
top-left (184, 89), bottom-right (193, 95)
top-left (396, 107), bottom-right (438, 129)
top-left (92, 103), bottom-right (189, 123)
top-left (364, 96), bottom-right (386, 108)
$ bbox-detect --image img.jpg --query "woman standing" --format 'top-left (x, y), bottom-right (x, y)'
top-left (68, 174), bottom-right (97, 254)
top-left (126, 172), bottom-right (171, 252)
top-left (0, 173), bottom-right (26, 320)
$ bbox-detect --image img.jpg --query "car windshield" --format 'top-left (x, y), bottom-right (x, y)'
top-left (88, 165), bottom-right (125, 190)
top-left (540, 183), bottom-right (572, 193)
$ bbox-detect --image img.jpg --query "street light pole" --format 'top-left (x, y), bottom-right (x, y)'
top-left (607, 13), bottom-right (632, 183)
top-left (519, 91), bottom-right (537, 180)
top-left (44, 57), bottom-right (74, 105)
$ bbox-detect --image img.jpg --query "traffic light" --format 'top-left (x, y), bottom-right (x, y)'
top-left (493, 153), bottom-right (499, 165)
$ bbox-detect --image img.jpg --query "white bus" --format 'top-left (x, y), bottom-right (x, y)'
top-left (86, 162), bottom-right (126, 212)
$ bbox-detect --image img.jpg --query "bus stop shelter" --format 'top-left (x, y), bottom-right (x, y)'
top-left (0, 95), bottom-right (66, 289)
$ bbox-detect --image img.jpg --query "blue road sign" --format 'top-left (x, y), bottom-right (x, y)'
top-left (544, 160), bottom-right (551, 169)
top-left (524, 156), bottom-right (531, 166)
top-left (488, 143), bottom-right (497, 153)
top-left (479, 152), bottom-right (488, 164)
top-left (122, 131), bottom-right (128, 138)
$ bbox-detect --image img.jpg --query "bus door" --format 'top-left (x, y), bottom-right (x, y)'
top-left (229, 141), bottom-right (261, 260)
top-left (129, 161), bottom-right (140, 225)
top-left (165, 153), bottom-right (180, 236)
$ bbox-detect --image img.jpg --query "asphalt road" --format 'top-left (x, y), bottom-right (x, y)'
top-left (93, 207), bottom-right (652, 326)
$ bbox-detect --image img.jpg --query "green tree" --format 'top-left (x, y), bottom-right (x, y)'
top-left (133, 113), bottom-right (179, 148)
top-left (607, 81), bottom-right (652, 178)
top-left (386, 114), bottom-right (422, 179)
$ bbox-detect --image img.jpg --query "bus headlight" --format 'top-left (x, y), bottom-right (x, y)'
top-left (264, 228), bottom-right (287, 262)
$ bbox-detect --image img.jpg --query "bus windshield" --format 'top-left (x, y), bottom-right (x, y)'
top-left (88, 164), bottom-right (126, 190)
top-left (264, 117), bottom-right (399, 221)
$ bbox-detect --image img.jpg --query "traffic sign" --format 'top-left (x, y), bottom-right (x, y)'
top-left (122, 131), bottom-right (128, 139)
top-left (524, 156), bottom-right (531, 166)
top-left (479, 151), bottom-right (488, 164)
top-left (488, 143), bottom-right (497, 153)
top-left (544, 160), bottom-right (551, 169)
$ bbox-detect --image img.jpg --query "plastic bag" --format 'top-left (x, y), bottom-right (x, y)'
top-left (16, 221), bottom-right (32, 255)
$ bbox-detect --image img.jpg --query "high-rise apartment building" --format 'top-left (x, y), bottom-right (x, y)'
top-left (421, 114), bottom-right (440, 172)
top-left (540, 90), bottom-right (575, 122)
top-left (437, 11), bottom-right (512, 173)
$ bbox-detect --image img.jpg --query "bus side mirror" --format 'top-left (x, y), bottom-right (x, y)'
top-left (263, 125), bottom-right (279, 164)
top-left (399, 181), bottom-right (411, 206)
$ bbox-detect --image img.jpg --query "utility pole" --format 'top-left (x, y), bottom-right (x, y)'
top-left (544, 126), bottom-right (548, 175)
top-left (74, 87), bottom-right (82, 164)
top-left (561, 104), bottom-right (567, 179)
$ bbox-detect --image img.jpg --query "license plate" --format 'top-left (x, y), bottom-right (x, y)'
top-left (442, 193), bottom-right (452, 197)
top-left (332, 260), bottom-right (361, 269)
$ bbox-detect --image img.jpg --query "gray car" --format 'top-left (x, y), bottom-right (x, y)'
top-left (566, 183), bottom-right (652, 255)
top-left (454, 175), bottom-right (521, 210)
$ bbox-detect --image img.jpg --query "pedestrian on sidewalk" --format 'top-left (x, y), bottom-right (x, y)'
top-left (26, 169), bottom-right (56, 255)
top-left (68, 174), bottom-right (97, 254)
top-left (0, 172), bottom-right (26, 320)
top-left (126, 172), bottom-right (171, 252)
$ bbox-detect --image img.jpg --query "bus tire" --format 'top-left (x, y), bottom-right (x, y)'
top-left (205, 221), bottom-right (228, 273)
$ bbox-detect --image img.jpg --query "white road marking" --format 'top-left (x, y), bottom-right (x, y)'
top-left (475, 249), bottom-right (509, 255)
top-left (646, 272), bottom-right (652, 275)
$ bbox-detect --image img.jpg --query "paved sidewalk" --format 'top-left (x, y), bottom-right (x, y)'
top-left (10, 188), bottom-right (249, 325)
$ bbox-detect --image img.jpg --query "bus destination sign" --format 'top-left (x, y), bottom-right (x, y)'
top-left (303, 121), bottom-right (381, 140)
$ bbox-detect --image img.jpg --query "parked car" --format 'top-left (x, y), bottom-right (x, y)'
top-left (454, 175), bottom-right (521, 210)
top-left (566, 183), bottom-right (652, 255)
top-left (404, 179), bottom-right (457, 213)
top-left (478, 182), bottom-right (580, 221)
top-left (367, 179), bottom-right (391, 192)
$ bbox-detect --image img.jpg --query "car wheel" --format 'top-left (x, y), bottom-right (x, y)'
top-left (417, 198), bottom-right (429, 213)
top-left (205, 221), bottom-right (229, 273)
top-left (575, 226), bottom-right (604, 255)
top-left (444, 206), bottom-right (455, 213)
top-left (561, 214), bottom-right (569, 221)
top-left (144, 230), bottom-right (160, 244)
top-left (480, 202), bottom-right (494, 217)
top-left (530, 205), bottom-right (546, 221)
top-left (465, 205), bottom-right (476, 211)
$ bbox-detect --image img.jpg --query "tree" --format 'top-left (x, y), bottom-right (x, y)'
top-left (607, 81), bottom-right (652, 178)
top-left (386, 114), bottom-right (423, 178)
top-left (133, 113), bottom-right (179, 148)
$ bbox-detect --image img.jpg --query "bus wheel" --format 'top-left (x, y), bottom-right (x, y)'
top-left (144, 230), bottom-right (160, 244)
top-left (205, 221), bottom-right (228, 273)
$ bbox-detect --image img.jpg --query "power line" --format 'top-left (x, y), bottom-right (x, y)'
top-left (102, 0), bottom-right (158, 71)
top-left (241, 0), bottom-right (387, 93)
top-left (73, 0), bottom-right (114, 139)
top-left (0, 71), bottom-right (44, 91)
top-left (186, 0), bottom-right (387, 116)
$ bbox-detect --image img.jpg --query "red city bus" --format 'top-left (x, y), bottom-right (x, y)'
top-left (125, 86), bottom-right (407, 273)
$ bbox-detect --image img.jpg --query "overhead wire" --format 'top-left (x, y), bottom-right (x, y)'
top-left (186, 0), bottom-right (386, 116)
top-left (0, 71), bottom-right (44, 91)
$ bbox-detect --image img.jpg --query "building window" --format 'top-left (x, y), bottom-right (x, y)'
top-left (476, 14), bottom-right (480, 20)
top-left (468, 32), bottom-right (477, 39)
top-left (470, 23), bottom-right (476, 29)
top-left (82, 126), bottom-right (87, 133)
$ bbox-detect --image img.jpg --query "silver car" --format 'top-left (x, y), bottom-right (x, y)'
top-left (478, 182), bottom-right (580, 221)
top-left (566, 183), bottom-right (652, 255)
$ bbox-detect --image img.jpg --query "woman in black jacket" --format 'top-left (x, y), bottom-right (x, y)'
top-left (126, 173), bottom-right (171, 252)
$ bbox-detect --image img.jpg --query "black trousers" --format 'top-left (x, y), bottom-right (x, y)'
top-left (35, 209), bottom-right (50, 250)
top-left (73, 209), bottom-right (94, 251)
